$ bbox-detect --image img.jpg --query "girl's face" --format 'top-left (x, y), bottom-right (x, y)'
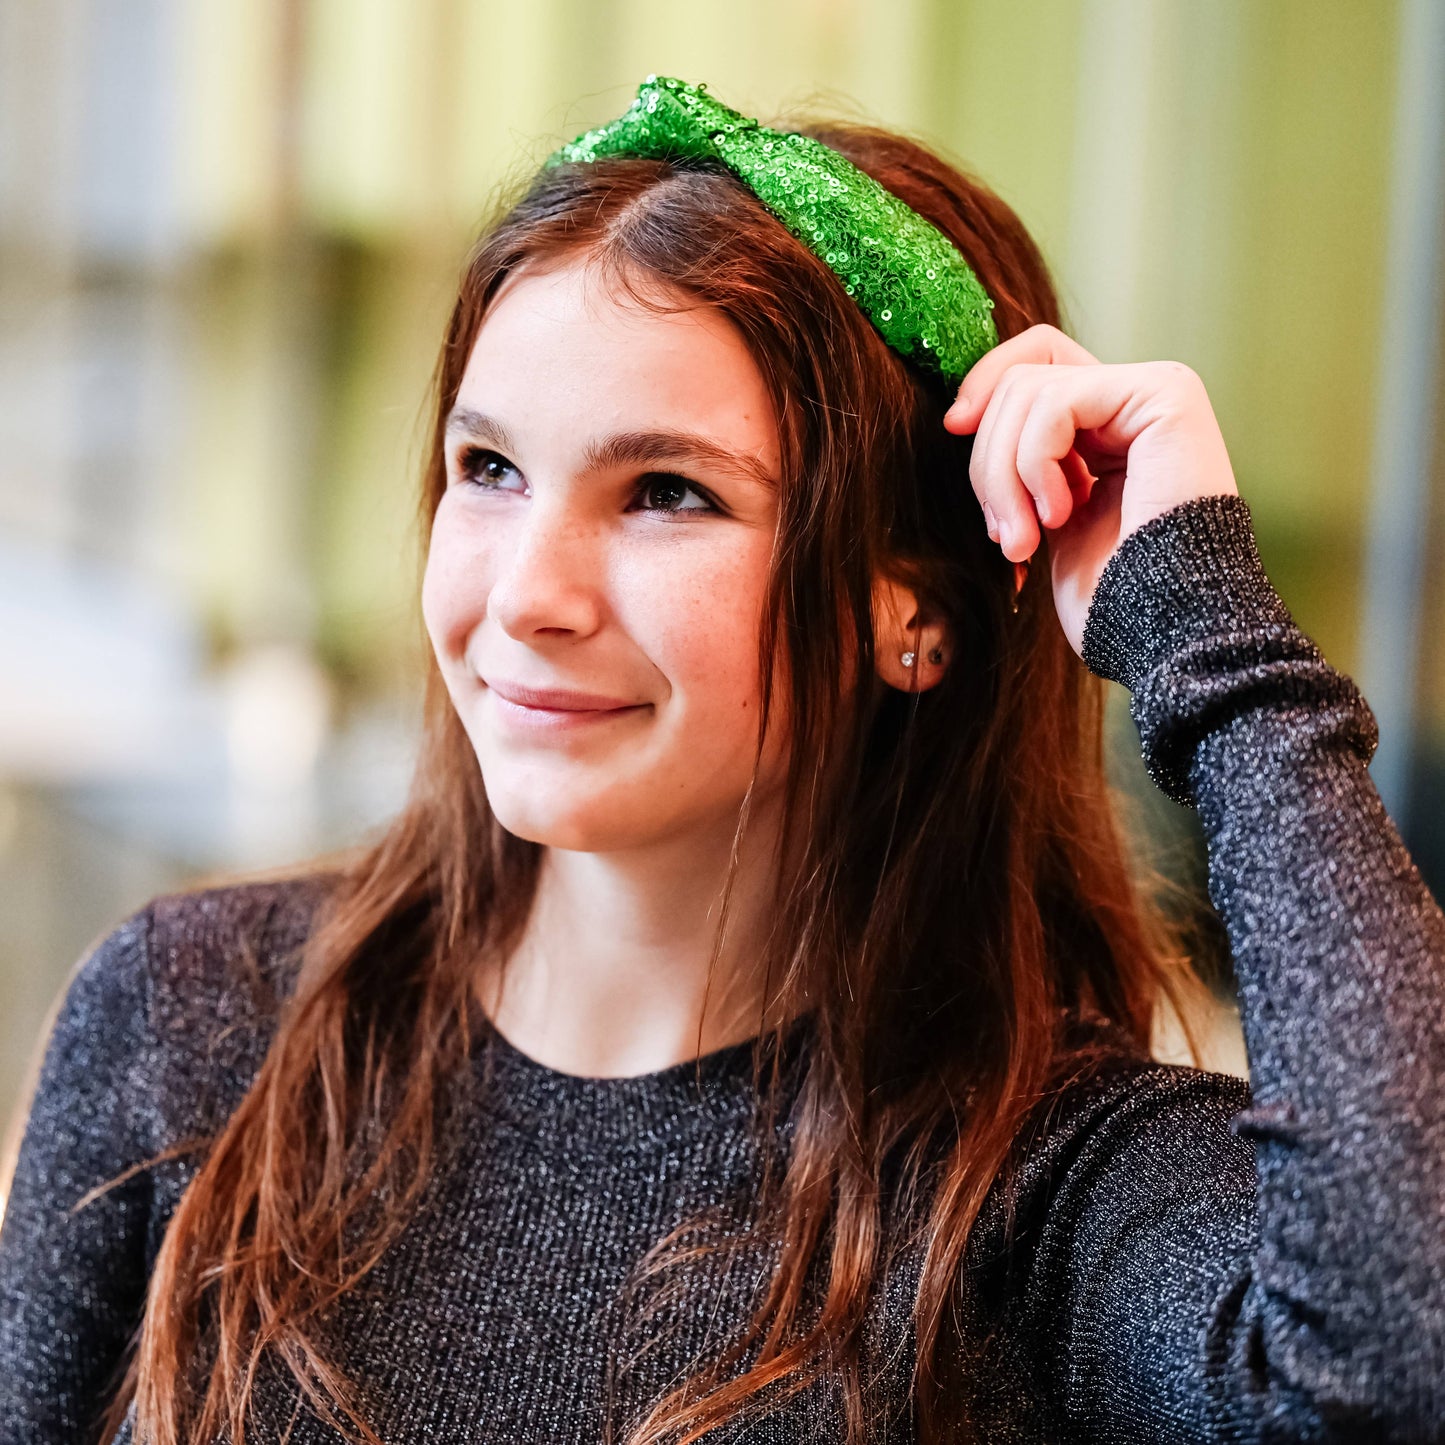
top-left (423, 260), bottom-right (790, 853)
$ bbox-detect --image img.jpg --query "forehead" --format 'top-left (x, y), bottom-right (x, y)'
top-left (459, 260), bottom-right (780, 463)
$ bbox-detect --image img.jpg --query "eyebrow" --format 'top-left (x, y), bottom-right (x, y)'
top-left (444, 407), bottom-right (777, 491)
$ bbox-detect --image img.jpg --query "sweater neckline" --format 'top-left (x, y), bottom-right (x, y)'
top-left (470, 1011), bottom-right (813, 1153)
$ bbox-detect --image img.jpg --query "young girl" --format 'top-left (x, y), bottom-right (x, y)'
top-left (2, 75), bottom-right (1441, 1445)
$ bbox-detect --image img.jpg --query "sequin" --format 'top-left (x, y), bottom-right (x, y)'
top-left (542, 75), bottom-right (1000, 384)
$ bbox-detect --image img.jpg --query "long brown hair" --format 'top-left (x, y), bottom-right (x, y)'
top-left (99, 111), bottom-right (1209, 1445)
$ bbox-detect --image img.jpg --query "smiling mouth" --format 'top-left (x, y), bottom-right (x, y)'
top-left (485, 679), bottom-right (642, 711)
top-left (488, 695), bottom-right (649, 734)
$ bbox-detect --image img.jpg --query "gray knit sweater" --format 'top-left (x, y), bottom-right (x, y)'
top-left (2, 496), bottom-right (1442, 1443)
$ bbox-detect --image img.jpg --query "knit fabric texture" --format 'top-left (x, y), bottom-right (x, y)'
top-left (2, 494), bottom-right (1443, 1442)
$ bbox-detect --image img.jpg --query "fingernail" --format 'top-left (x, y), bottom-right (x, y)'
top-left (982, 501), bottom-right (999, 541)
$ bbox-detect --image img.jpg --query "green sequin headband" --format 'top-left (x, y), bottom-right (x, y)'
top-left (542, 75), bottom-right (1000, 385)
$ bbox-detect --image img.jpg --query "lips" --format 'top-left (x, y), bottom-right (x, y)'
top-left (485, 679), bottom-right (642, 712)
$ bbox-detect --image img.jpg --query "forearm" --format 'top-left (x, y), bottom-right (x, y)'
top-left (1083, 495), bottom-right (1445, 1432)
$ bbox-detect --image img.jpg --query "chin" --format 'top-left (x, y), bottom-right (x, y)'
top-left (484, 788), bottom-right (636, 853)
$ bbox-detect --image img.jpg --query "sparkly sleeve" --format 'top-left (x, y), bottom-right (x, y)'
top-left (1052, 494), bottom-right (1445, 1440)
top-left (0, 906), bottom-right (158, 1443)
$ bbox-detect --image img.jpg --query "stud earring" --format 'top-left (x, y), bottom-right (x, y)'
top-left (900, 651), bottom-right (916, 668)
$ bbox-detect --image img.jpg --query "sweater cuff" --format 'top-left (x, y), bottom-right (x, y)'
top-left (1079, 494), bottom-right (1378, 807)
top-left (1080, 494), bottom-right (1292, 693)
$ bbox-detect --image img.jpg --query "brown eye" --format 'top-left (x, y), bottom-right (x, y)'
top-left (458, 448), bottom-right (525, 492)
top-left (636, 474), bottom-right (716, 514)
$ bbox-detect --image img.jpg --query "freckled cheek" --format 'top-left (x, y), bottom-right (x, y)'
top-left (618, 548), bottom-right (768, 706)
top-left (421, 527), bottom-right (499, 664)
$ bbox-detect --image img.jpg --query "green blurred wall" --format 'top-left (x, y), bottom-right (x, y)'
top-left (165, 0), bottom-right (1419, 720)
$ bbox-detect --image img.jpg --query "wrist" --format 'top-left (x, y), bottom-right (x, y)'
top-left (1080, 495), bottom-right (1292, 693)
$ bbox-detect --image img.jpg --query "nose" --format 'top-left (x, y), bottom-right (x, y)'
top-left (486, 493), bottom-right (605, 643)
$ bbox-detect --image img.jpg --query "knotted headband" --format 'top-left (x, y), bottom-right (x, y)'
top-left (542, 75), bottom-right (1000, 385)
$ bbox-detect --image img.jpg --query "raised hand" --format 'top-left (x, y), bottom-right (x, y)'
top-left (943, 324), bottom-right (1240, 656)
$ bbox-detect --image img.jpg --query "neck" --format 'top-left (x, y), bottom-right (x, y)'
top-left (479, 801), bottom-right (792, 1077)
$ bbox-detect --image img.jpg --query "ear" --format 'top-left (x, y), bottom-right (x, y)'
top-left (872, 573), bottom-right (950, 693)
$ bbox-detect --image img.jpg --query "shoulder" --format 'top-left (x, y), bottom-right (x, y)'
top-left (149, 871), bottom-right (340, 1112)
top-left (1048, 1016), bottom-right (1251, 1136)
top-left (0, 875), bottom-right (337, 1429)
top-left (58, 871), bottom-right (341, 1140)
top-left (959, 1024), bottom-right (1258, 1397)
top-left (984, 1024), bottom-right (1258, 1309)
top-left (144, 870), bottom-right (338, 1029)
top-left (1032, 1016), bottom-right (1253, 1192)
top-left (68, 869), bottom-right (335, 998)
top-left (972, 1018), bottom-right (1257, 1273)
top-left (938, 1021), bottom-right (1258, 1429)
top-left (1032, 1047), bottom-right (1255, 1220)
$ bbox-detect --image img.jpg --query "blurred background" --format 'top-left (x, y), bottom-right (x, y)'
top-left (2, 0), bottom-right (1443, 1191)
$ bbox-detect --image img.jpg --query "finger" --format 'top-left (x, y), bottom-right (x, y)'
top-left (1059, 448), bottom-right (1096, 507)
top-left (1013, 366), bottom-right (1150, 476)
top-left (967, 364), bottom-right (1021, 507)
top-left (971, 369), bottom-right (1075, 554)
top-left (1015, 379), bottom-right (1113, 530)
top-left (944, 323), bottom-right (1100, 433)
top-left (965, 367), bottom-right (1034, 551)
